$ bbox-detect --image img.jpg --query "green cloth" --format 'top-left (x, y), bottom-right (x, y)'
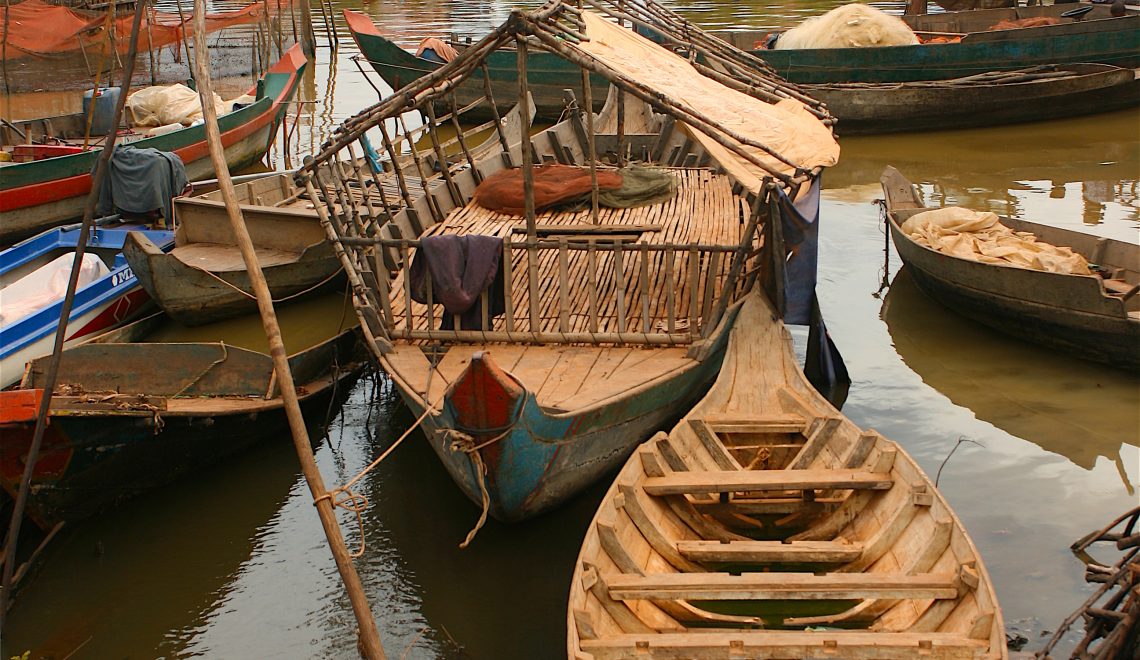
top-left (598, 165), bottom-right (677, 208)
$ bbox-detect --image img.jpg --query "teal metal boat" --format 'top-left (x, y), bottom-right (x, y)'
top-left (347, 3), bottom-right (1138, 121)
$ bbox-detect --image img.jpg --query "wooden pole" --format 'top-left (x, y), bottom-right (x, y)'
top-left (0, 0), bottom-right (149, 628)
top-left (173, 0), bottom-right (194, 84)
top-left (188, 3), bottom-right (385, 657)
top-left (298, 0), bottom-right (317, 57)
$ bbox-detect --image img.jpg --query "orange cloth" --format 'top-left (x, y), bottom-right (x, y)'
top-left (474, 164), bottom-right (623, 216)
top-left (414, 37), bottom-right (459, 62)
top-left (988, 16), bottom-right (1061, 31)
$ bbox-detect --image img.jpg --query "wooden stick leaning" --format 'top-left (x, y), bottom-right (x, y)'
top-left (0, 0), bottom-right (149, 627)
top-left (188, 3), bottom-right (385, 657)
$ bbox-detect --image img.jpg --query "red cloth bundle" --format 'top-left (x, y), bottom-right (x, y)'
top-left (473, 164), bottom-right (623, 215)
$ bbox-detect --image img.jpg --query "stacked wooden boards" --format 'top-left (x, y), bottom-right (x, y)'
top-left (567, 290), bottom-right (1005, 658)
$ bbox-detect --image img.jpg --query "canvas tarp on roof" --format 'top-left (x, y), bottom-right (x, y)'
top-left (576, 12), bottom-right (840, 192)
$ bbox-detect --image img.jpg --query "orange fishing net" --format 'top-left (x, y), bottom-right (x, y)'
top-left (474, 164), bottom-right (624, 215)
top-left (0, 0), bottom-right (292, 60)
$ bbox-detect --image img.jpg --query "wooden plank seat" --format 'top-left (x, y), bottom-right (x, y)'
top-left (677, 539), bottom-right (863, 564)
top-left (604, 571), bottom-right (959, 601)
top-left (699, 413), bottom-right (810, 434)
top-left (578, 631), bottom-right (990, 659)
top-left (642, 469), bottom-right (894, 496)
top-left (1103, 278), bottom-right (1140, 300)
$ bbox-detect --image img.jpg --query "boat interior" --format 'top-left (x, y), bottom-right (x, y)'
top-left (568, 292), bottom-right (1004, 658)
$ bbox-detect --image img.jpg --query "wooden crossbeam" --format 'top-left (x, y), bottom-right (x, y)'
top-left (643, 469), bottom-right (893, 496)
top-left (701, 413), bottom-right (808, 434)
top-left (605, 571), bottom-right (958, 601)
top-left (580, 631), bottom-right (989, 660)
top-left (677, 539), bottom-right (863, 564)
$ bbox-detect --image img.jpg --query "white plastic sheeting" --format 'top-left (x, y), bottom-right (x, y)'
top-left (775, 4), bottom-right (920, 50)
top-left (126, 84), bottom-right (257, 128)
top-left (0, 253), bottom-right (110, 326)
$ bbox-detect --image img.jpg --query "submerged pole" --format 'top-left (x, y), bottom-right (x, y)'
top-left (0, 0), bottom-right (149, 627)
top-left (188, 2), bottom-right (385, 657)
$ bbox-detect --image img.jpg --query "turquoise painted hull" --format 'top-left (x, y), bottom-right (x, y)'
top-left (386, 308), bottom-right (742, 523)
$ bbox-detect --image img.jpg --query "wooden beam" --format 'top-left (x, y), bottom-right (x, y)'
top-left (677, 539), bottom-right (863, 564)
top-left (643, 470), bottom-right (893, 496)
top-left (580, 631), bottom-right (988, 660)
top-left (605, 571), bottom-right (958, 601)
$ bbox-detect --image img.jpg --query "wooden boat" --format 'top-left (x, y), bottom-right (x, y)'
top-left (880, 166), bottom-right (1140, 372)
top-left (304, 1), bottom-right (839, 522)
top-left (123, 174), bottom-right (344, 326)
top-left (0, 223), bottom-right (174, 388)
top-left (0, 297), bottom-right (366, 530)
top-left (726, 3), bottom-right (1140, 84)
top-left (567, 289), bottom-right (1006, 659)
top-left (803, 64), bottom-right (1140, 135)
top-left (0, 44), bottom-right (306, 245)
top-left (347, 2), bottom-right (1138, 123)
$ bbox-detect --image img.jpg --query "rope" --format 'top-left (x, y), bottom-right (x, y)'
top-left (183, 262), bottom-right (345, 304)
top-left (312, 367), bottom-right (446, 557)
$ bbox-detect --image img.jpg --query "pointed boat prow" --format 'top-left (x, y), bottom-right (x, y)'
top-left (445, 351), bottom-right (526, 434)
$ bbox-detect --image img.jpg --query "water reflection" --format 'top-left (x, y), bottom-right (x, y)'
top-left (881, 266), bottom-right (1139, 493)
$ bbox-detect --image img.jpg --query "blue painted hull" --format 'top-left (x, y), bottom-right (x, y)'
top-left (0, 225), bottom-right (174, 387)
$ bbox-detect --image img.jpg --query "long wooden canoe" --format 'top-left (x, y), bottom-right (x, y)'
top-left (0, 309), bottom-right (365, 529)
top-left (0, 44), bottom-right (306, 245)
top-left (347, 3), bottom-right (1138, 123)
top-left (308, 3), bottom-right (838, 522)
top-left (880, 166), bottom-right (1139, 372)
top-left (803, 63), bottom-right (1140, 136)
top-left (123, 174), bottom-right (344, 326)
top-left (567, 289), bottom-right (1006, 659)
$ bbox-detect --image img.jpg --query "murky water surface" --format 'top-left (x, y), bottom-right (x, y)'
top-left (2, 0), bottom-right (1138, 657)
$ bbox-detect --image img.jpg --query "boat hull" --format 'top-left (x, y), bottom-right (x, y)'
top-left (123, 231), bottom-right (344, 326)
top-left (0, 326), bottom-right (365, 528)
top-left (882, 170), bottom-right (1140, 371)
top-left (0, 45), bottom-right (306, 245)
top-left (806, 64), bottom-right (1140, 135)
top-left (383, 310), bottom-right (740, 522)
top-left (0, 226), bottom-right (175, 387)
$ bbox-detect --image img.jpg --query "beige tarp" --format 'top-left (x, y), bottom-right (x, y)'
top-left (127, 84), bottom-right (257, 128)
top-left (901, 206), bottom-right (1091, 275)
top-left (576, 13), bottom-right (840, 192)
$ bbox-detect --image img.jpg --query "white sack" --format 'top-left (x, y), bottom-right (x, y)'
top-left (776, 4), bottom-right (920, 50)
top-left (127, 84), bottom-right (257, 128)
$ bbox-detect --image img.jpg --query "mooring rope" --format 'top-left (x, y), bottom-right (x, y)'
top-left (183, 261), bottom-right (345, 304)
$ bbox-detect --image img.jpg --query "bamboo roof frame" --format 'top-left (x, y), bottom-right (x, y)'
top-left (297, 0), bottom-right (836, 197)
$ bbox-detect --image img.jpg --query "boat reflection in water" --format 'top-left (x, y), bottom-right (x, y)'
top-left (881, 266), bottom-right (1139, 492)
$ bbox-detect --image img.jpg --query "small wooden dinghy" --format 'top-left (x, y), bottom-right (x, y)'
top-left (567, 290), bottom-right (1006, 659)
top-left (880, 166), bottom-right (1139, 372)
top-left (123, 173), bottom-right (345, 326)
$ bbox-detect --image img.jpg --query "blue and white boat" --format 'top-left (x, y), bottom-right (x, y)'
top-left (1, 224), bottom-right (174, 388)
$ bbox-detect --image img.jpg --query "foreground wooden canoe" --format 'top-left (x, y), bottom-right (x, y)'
top-left (880, 166), bottom-right (1140, 372)
top-left (123, 174), bottom-right (344, 326)
top-left (0, 309), bottom-right (365, 529)
top-left (803, 63), bottom-right (1140, 136)
top-left (567, 290), bottom-right (1006, 659)
top-left (0, 45), bottom-right (305, 245)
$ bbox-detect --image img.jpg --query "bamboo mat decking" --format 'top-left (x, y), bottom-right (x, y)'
top-left (386, 168), bottom-right (752, 337)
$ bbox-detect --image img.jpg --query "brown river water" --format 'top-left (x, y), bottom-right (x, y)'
top-left (2, 0), bottom-right (1138, 657)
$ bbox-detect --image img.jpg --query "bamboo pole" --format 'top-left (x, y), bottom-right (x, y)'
top-left (173, 0), bottom-right (195, 85)
top-left (188, 2), bottom-right (385, 657)
top-left (298, 0), bottom-right (317, 57)
top-left (0, 0), bottom-right (149, 628)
